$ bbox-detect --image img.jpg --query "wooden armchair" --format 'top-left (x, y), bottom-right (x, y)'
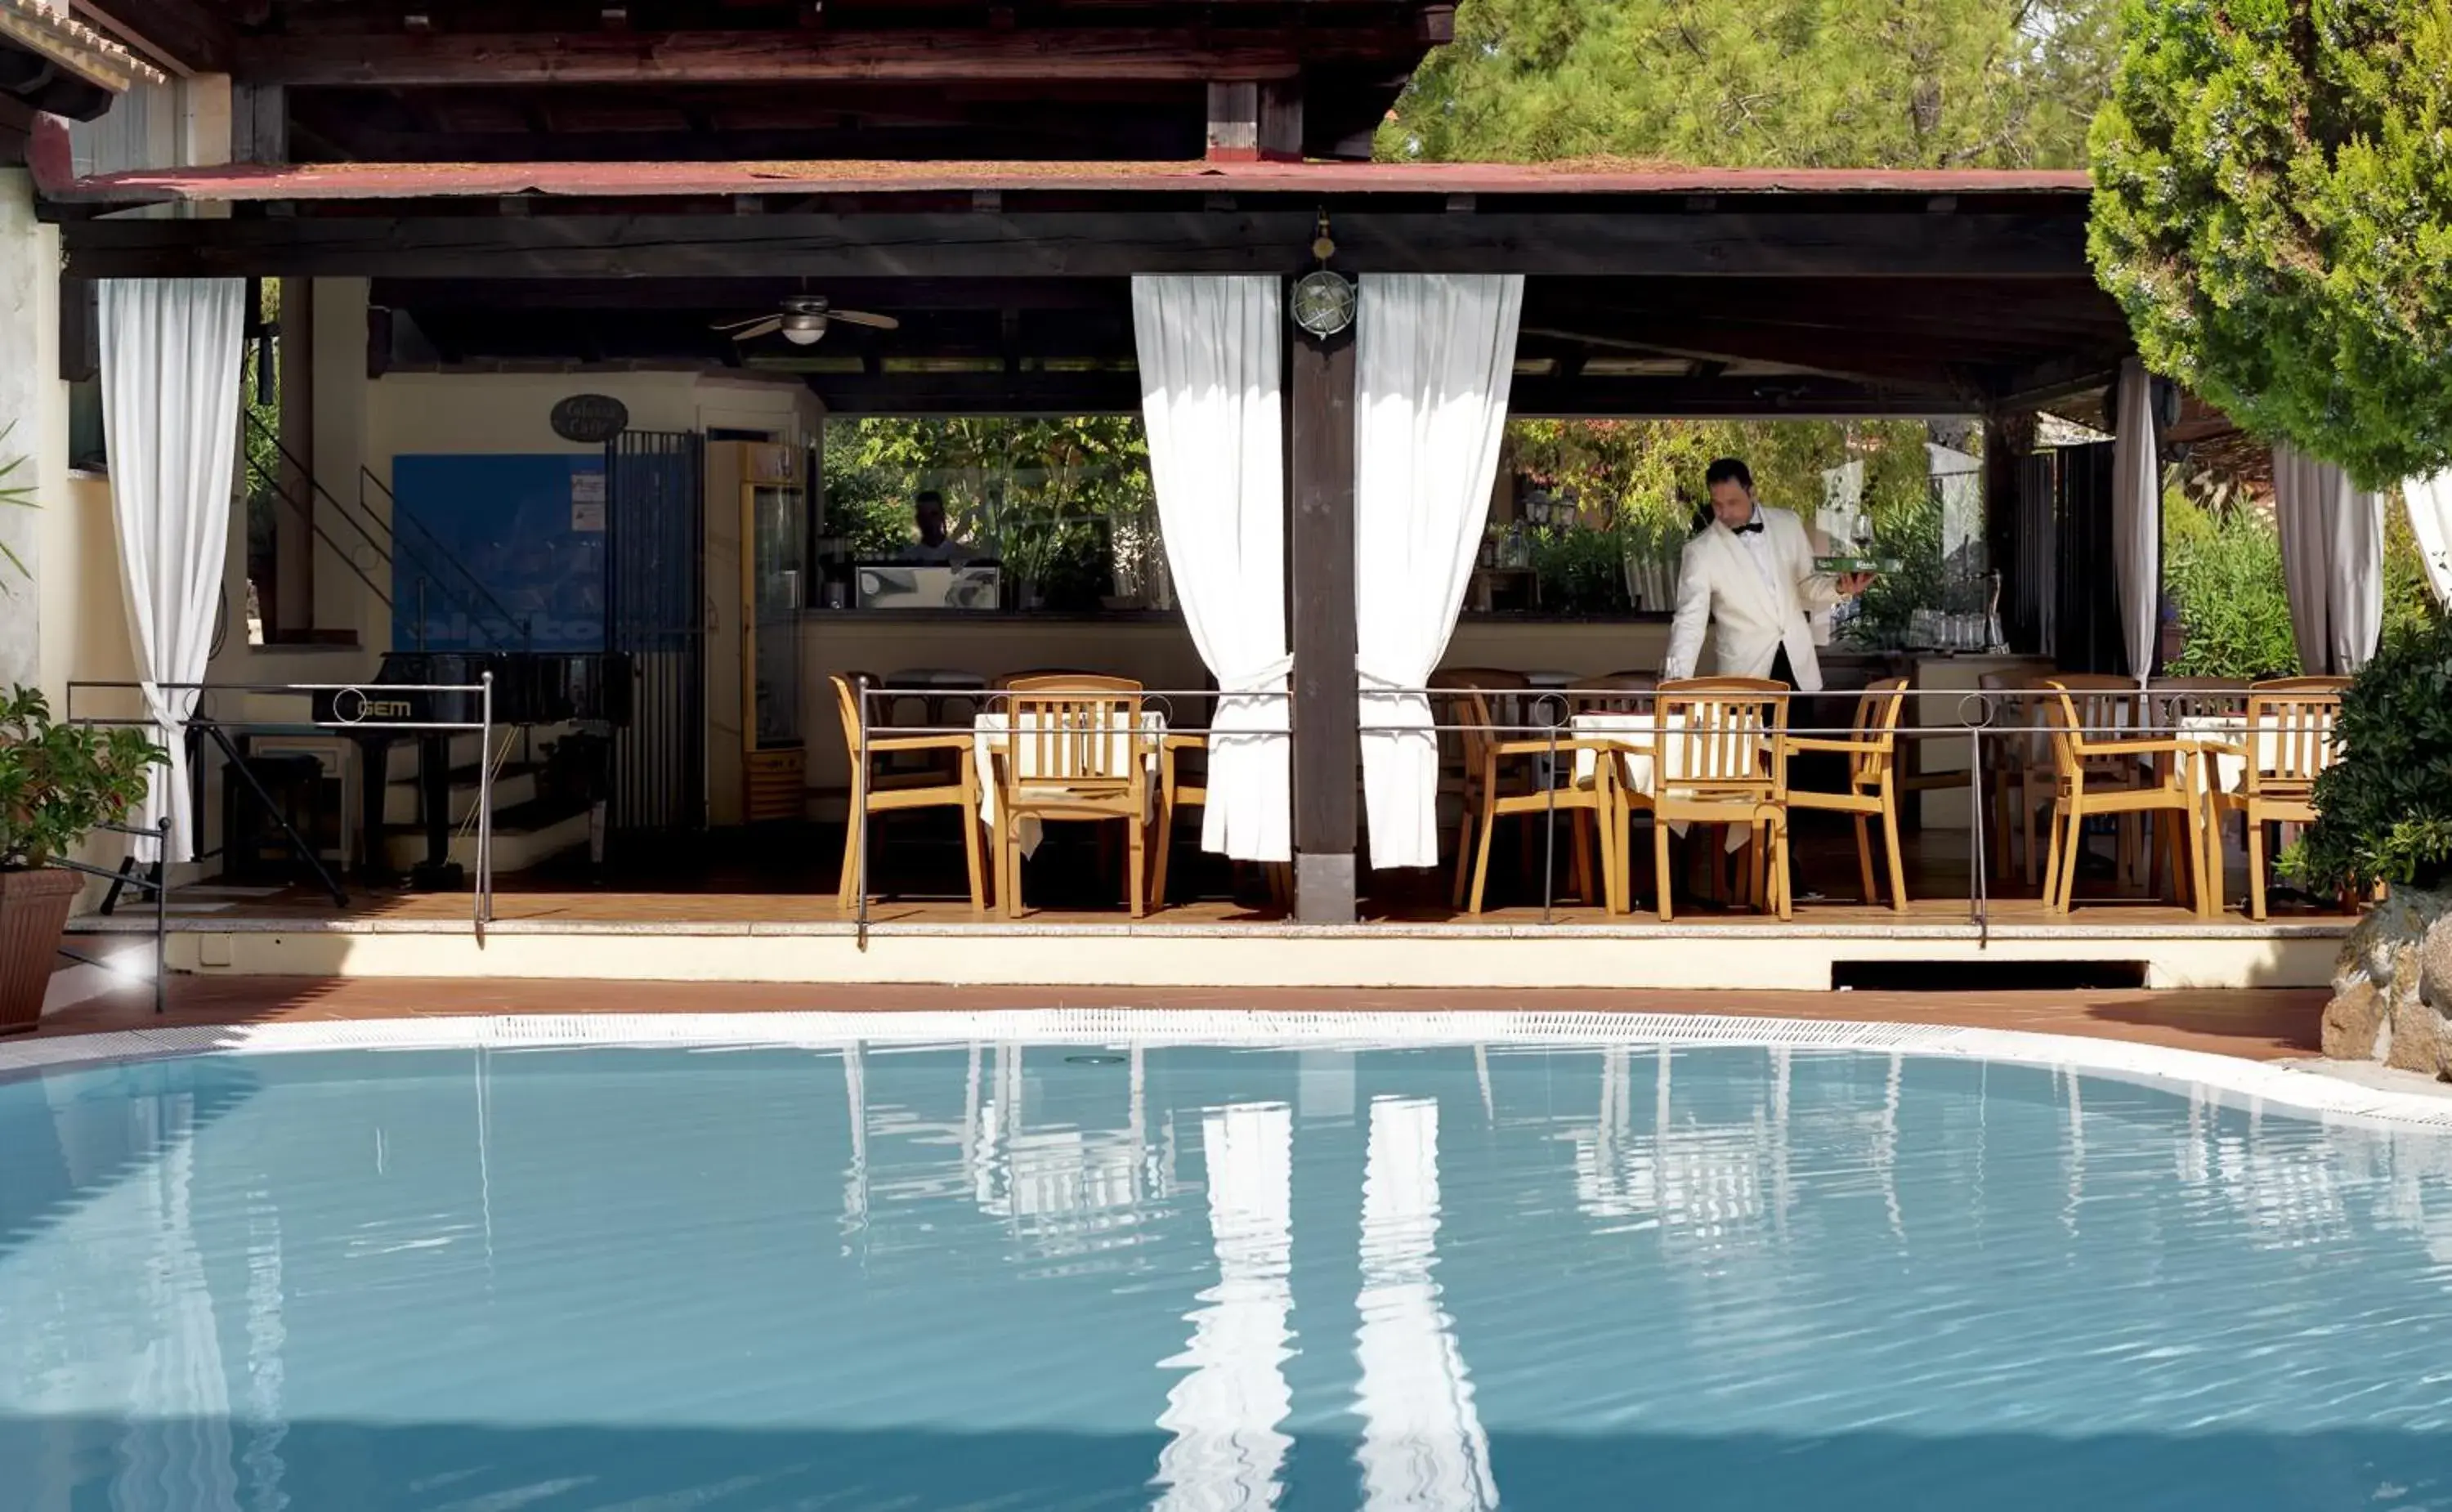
top-left (831, 673), bottom-right (985, 914)
top-left (1451, 686), bottom-right (1618, 915)
top-left (2018, 673), bottom-right (2150, 889)
top-left (1616, 678), bottom-right (1792, 922)
top-left (1977, 671), bottom-right (2058, 883)
top-left (2037, 681), bottom-right (2206, 915)
top-left (1434, 669), bottom-right (1533, 904)
top-left (2205, 677), bottom-right (2347, 919)
top-left (996, 682), bottom-right (1154, 919)
top-left (1786, 678), bottom-right (1910, 910)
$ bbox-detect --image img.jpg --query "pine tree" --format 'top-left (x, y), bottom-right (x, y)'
top-left (1380, 0), bottom-right (2119, 170)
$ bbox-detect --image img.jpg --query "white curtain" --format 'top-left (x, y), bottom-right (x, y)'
top-left (2110, 358), bottom-right (2162, 685)
top-left (2274, 443), bottom-right (2385, 674)
top-left (1152, 1103), bottom-right (1295, 1511)
top-left (1354, 274), bottom-right (1524, 870)
top-left (101, 278), bottom-right (247, 862)
top-left (2404, 472), bottom-right (2452, 606)
top-left (1132, 275), bottom-right (1292, 863)
top-left (1353, 1096), bottom-right (1497, 1511)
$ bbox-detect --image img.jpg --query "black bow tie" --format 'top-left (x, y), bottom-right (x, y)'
top-left (1732, 520), bottom-right (1765, 535)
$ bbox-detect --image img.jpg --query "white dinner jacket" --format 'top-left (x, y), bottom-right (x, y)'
top-left (1662, 504), bottom-right (1843, 691)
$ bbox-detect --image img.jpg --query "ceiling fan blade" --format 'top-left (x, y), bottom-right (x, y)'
top-left (710, 315), bottom-right (778, 332)
top-left (828, 309), bottom-right (901, 330)
top-left (727, 317), bottom-right (785, 342)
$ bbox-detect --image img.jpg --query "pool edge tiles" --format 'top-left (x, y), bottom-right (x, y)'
top-left (3, 1010), bottom-right (2450, 1132)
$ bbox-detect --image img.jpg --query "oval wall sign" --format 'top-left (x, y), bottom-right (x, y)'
top-left (550, 393), bottom-right (629, 444)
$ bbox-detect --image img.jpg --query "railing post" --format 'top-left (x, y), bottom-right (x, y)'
top-left (857, 679), bottom-right (871, 946)
top-left (477, 671), bottom-right (494, 933)
top-left (153, 815), bottom-right (169, 1016)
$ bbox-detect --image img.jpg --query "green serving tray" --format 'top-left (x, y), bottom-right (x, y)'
top-left (1814, 555), bottom-right (1902, 574)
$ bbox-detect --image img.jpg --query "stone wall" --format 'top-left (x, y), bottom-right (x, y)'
top-left (2324, 884), bottom-right (2452, 1079)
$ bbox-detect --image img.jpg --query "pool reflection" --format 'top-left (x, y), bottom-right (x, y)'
top-left (6, 1043), bottom-right (2452, 1511)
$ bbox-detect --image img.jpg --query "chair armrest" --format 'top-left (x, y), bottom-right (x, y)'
top-left (1490, 736), bottom-right (1625, 758)
top-left (1786, 736), bottom-right (1880, 755)
top-left (2067, 735), bottom-right (2198, 758)
top-left (1161, 732), bottom-right (1206, 752)
top-left (861, 732), bottom-right (973, 754)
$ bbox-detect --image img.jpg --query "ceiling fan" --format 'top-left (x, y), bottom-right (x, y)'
top-left (711, 295), bottom-right (900, 347)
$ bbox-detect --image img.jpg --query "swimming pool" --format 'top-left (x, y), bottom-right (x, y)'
top-left (3, 1019), bottom-right (2450, 1511)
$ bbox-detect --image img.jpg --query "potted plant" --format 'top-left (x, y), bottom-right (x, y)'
top-left (0, 687), bottom-right (164, 1034)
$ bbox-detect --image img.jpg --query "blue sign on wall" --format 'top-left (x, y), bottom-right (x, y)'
top-left (392, 454), bottom-right (607, 652)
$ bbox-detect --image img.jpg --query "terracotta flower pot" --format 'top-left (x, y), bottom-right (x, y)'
top-left (0, 868), bottom-right (84, 1036)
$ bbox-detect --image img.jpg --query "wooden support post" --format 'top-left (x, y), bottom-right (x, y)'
top-left (1206, 79), bottom-right (1302, 163)
top-left (273, 276), bottom-right (314, 637)
top-left (1289, 318), bottom-right (1358, 922)
top-left (231, 82), bottom-right (284, 163)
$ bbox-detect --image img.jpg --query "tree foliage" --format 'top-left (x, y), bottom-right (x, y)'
top-left (1380, 0), bottom-right (2116, 168)
top-left (2288, 610), bottom-right (2452, 892)
top-left (2087, 0), bottom-right (2452, 488)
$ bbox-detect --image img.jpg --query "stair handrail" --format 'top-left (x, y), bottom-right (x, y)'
top-left (239, 409), bottom-right (533, 652)
top-left (356, 460), bottom-right (536, 654)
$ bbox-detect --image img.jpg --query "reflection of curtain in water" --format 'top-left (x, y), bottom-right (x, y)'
top-left (843, 1042), bottom-right (870, 1243)
top-left (1152, 1103), bottom-right (1295, 1512)
top-left (121, 1095), bottom-right (241, 1512)
top-left (242, 1194), bottom-right (289, 1512)
top-left (1354, 1097), bottom-right (1497, 1512)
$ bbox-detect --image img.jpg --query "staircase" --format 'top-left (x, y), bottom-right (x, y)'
top-left (243, 415), bottom-right (602, 881)
top-left (373, 731), bottom-right (597, 875)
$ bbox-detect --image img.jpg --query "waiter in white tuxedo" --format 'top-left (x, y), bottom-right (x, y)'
top-left (1662, 458), bottom-right (1872, 691)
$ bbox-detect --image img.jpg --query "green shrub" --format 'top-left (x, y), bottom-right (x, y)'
top-left (0, 687), bottom-right (165, 870)
top-left (2161, 490), bottom-right (2300, 680)
top-left (1530, 524), bottom-right (1632, 616)
top-left (2286, 611), bottom-right (2452, 893)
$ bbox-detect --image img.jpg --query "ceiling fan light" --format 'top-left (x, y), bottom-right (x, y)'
top-left (781, 324), bottom-right (824, 346)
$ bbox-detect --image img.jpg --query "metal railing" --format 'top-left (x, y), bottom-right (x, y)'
top-left (66, 675), bottom-right (501, 933)
top-left (51, 816), bottom-right (172, 1016)
top-left (842, 677), bottom-right (2327, 935)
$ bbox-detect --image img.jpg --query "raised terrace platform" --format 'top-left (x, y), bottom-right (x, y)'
top-left (70, 888), bottom-right (2350, 991)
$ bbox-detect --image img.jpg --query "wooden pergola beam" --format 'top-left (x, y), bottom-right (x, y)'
top-left (69, 0), bottom-right (229, 76)
top-left (60, 210), bottom-right (2091, 281)
top-left (232, 27), bottom-right (1413, 87)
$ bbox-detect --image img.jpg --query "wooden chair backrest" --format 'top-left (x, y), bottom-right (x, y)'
top-left (1568, 672), bottom-right (1660, 718)
top-left (1656, 677), bottom-right (1788, 798)
top-left (2039, 677), bottom-right (2145, 778)
top-left (831, 673), bottom-right (873, 761)
top-left (992, 669), bottom-right (1120, 691)
top-left (2241, 680), bottom-right (2345, 792)
top-left (1004, 687), bottom-right (1147, 788)
top-left (1437, 669), bottom-right (1531, 776)
top-left (1845, 677), bottom-right (1909, 782)
top-left (1002, 673), bottom-right (1143, 694)
top-left (1978, 671), bottom-right (2043, 770)
top-left (2147, 677), bottom-right (2249, 725)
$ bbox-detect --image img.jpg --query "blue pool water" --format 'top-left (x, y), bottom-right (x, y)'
top-left (3, 1040), bottom-right (2451, 1510)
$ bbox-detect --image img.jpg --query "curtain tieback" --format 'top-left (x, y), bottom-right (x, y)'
top-left (1215, 655), bottom-right (1295, 696)
top-left (1354, 664), bottom-right (1425, 694)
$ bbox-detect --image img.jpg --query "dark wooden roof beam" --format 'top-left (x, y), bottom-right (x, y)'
top-left (61, 210), bottom-right (2092, 281)
top-left (233, 26), bottom-right (1418, 86)
top-left (70, 0), bottom-right (230, 75)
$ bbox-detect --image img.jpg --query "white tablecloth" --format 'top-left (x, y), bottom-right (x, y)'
top-left (974, 709), bottom-right (1165, 856)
